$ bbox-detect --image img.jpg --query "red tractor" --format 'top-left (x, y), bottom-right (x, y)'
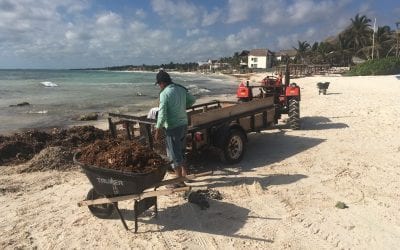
top-left (236, 68), bottom-right (301, 129)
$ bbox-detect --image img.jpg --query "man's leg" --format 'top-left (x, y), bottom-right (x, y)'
top-left (165, 125), bottom-right (187, 186)
top-left (178, 125), bottom-right (188, 177)
top-left (181, 165), bottom-right (188, 177)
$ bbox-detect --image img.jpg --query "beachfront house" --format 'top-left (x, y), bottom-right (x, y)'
top-left (275, 49), bottom-right (297, 62)
top-left (248, 49), bottom-right (273, 70)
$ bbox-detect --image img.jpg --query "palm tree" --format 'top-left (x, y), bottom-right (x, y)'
top-left (333, 34), bottom-right (353, 66)
top-left (358, 25), bottom-right (393, 59)
top-left (316, 42), bottom-right (335, 64)
top-left (293, 40), bottom-right (310, 64)
top-left (347, 14), bottom-right (372, 57)
top-left (388, 21), bottom-right (400, 57)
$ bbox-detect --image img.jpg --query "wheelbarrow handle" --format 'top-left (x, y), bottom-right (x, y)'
top-left (152, 171), bottom-right (213, 188)
top-left (78, 186), bottom-right (190, 207)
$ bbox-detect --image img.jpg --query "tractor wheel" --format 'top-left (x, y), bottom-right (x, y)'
top-left (86, 188), bottom-right (115, 219)
top-left (288, 99), bottom-right (300, 130)
top-left (238, 98), bottom-right (249, 103)
top-left (219, 129), bottom-right (246, 164)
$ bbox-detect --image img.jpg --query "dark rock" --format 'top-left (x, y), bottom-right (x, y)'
top-left (78, 113), bottom-right (98, 121)
top-left (188, 191), bottom-right (210, 210)
top-left (335, 201), bottom-right (348, 209)
top-left (198, 189), bottom-right (223, 200)
top-left (9, 102), bottom-right (30, 107)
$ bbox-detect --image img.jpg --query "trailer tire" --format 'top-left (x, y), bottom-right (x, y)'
top-left (219, 129), bottom-right (246, 164)
top-left (288, 99), bottom-right (300, 130)
top-left (86, 188), bottom-right (115, 219)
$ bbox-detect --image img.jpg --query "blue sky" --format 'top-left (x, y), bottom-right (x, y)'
top-left (0, 0), bottom-right (399, 69)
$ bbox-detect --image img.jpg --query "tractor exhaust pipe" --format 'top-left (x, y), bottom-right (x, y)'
top-left (284, 60), bottom-right (290, 87)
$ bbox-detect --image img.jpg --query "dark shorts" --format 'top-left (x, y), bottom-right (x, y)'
top-left (165, 125), bottom-right (187, 169)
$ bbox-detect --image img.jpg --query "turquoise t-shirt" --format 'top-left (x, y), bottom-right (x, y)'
top-left (156, 83), bottom-right (196, 129)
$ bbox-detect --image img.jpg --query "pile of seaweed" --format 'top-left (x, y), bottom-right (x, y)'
top-left (0, 126), bottom-right (107, 166)
top-left (77, 139), bottom-right (167, 174)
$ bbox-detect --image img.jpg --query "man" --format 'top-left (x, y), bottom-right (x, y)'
top-left (154, 70), bottom-right (196, 187)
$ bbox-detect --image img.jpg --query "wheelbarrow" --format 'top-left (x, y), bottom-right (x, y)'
top-left (74, 152), bottom-right (211, 232)
top-left (317, 82), bottom-right (330, 95)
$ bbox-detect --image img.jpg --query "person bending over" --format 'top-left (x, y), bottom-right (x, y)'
top-left (154, 70), bottom-right (196, 187)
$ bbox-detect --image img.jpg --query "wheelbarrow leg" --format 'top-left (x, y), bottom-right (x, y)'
top-left (134, 200), bottom-right (139, 233)
top-left (113, 202), bottom-right (129, 231)
top-left (154, 187), bottom-right (158, 218)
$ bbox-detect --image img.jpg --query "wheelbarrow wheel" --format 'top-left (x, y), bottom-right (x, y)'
top-left (86, 188), bottom-right (115, 219)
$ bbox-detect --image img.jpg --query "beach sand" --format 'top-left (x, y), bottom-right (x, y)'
top-left (1, 74), bottom-right (400, 249)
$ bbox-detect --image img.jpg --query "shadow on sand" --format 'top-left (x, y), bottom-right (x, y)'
top-left (300, 116), bottom-right (349, 130)
top-left (189, 129), bottom-right (325, 173)
top-left (107, 199), bottom-right (276, 242)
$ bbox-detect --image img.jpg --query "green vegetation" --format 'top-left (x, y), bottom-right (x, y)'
top-left (73, 62), bottom-right (199, 72)
top-left (289, 13), bottom-right (400, 71)
top-left (345, 57), bottom-right (400, 76)
top-left (217, 14), bottom-right (400, 76)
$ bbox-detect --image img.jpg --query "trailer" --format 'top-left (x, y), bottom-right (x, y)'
top-left (108, 96), bottom-right (276, 165)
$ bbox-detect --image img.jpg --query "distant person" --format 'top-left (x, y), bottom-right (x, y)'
top-left (154, 70), bottom-right (196, 188)
top-left (276, 73), bottom-right (283, 86)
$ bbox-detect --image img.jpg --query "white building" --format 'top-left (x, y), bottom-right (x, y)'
top-left (275, 49), bottom-right (297, 62)
top-left (248, 49), bottom-right (273, 69)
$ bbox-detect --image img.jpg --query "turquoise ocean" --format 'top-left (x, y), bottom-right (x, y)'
top-left (0, 69), bottom-right (236, 135)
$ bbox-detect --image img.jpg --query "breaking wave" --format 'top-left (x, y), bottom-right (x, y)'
top-left (40, 81), bottom-right (58, 87)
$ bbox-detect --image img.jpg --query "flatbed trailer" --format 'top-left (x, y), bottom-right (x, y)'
top-left (108, 96), bottom-right (275, 164)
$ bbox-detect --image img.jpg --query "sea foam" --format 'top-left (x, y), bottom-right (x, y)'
top-left (28, 110), bottom-right (48, 114)
top-left (40, 81), bottom-right (58, 87)
top-left (187, 84), bottom-right (211, 96)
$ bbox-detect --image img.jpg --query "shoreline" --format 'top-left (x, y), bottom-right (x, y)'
top-left (0, 70), bottom-right (239, 136)
top-left (2, 73), bottom-right (399, 136)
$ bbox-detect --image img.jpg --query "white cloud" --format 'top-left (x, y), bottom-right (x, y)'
top-left (226, 0), bottom-right (258, 24)
top-left (202, 9), bottom-right (220, 26)
top-left (186, 29), bottom-right (200, 37)
top-left (65, 30), bottom-right (78, 41)
top-left (135, 9), bottom-right (147, 19)
top-left (129, 21), bottom-right (147, 32)
top-left (225, 27), bottom-right (261, 49)
top-left (150, 0), bottom-right (199, 27)
top-left (277, 34), bottom-right (300, 49)
top-left (305, 28), bottom-right (316, 37)
top-left (96, 12), bottom-right (122, 26)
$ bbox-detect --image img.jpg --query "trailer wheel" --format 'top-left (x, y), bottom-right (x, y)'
top-left (86, 188), bottom-right (114, 219)
top-left (288, 99), bottom-right (300, 130)
top-left (219, 129), bottom-right (246, 164)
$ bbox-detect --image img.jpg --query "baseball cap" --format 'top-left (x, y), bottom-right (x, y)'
top-left (155, 70), bottom-right (172, 85)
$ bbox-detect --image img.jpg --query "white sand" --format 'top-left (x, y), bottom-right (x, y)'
top-left (1, 74), bottom-right (400, 249)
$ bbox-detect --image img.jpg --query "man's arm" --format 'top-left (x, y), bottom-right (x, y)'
top-left (156, 92), bottom-right (167, 129)
top-left (186, 91), bottom-right (196, 108)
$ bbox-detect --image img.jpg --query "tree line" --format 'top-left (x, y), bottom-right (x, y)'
top-left (80, 13), bottom-right (399, 71)
top-left (222, 13), bottom-right (399, 68)
top-left (292, 14), bottom-right (399, 67)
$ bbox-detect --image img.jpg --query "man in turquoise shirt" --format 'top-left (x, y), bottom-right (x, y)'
top-left (154, 70), bottom-right (196, 187)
